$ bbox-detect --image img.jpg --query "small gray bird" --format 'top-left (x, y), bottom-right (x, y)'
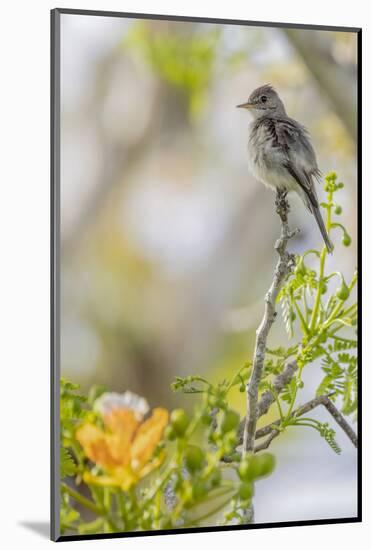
top-left (237, 84), bottom-right (333, 253)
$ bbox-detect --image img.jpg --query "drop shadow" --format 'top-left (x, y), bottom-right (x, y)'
top-left (19, 521), bottom-right (50, 539)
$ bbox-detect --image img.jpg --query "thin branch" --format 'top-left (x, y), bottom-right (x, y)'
top-left (253, 430), bottom-right (280, 453)
top-left (254, 394), bottom-right (357, 449)
top-left (316, 395), bottom-right (357, 448)
top-left (237, 360), bottom-right (298, 444)
top-left (259, 360), bottom-right (299, 417)
top-left (243, 191), bottom-right (297, 454)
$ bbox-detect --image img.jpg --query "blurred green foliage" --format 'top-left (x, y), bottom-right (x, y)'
top-left (123, 23), bottom-right (221, 118)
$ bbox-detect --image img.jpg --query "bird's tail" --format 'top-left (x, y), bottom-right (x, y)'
top-left (312, 204), bottom-right (334, 254)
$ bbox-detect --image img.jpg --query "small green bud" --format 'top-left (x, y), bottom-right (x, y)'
top-left (342, 233), bottom-right (351, 247)
top-left (239, 383), bottom-right (245, 393)
top-left (255, 453), bottom-right (276, 478)
top-left (244, 455), bottom-right (262, 480)
top-left (238, 457), bottom-right (251, 481)
top-left (334, 205), bottom-right (342, 215)
top-left (242, 453), bottom-right (276, 480)
top-left (170, 409), bottom-right (190, 437)
top-left (184, 445), bottom-right (204, 472)
top-left (336, 280), bottom-right (350, 301)
top-left (164, 425), bottom-right (176, 441)
top-left (337, 182), bottom-right (344, 189)
top-left (321, 282), bottom-right (328, 295)
top-left (238, 481), bottom-right (254, 501)
top-left (208, 395), bottom-right (218, 408)
top-left (220, 410), bottom-right (240, 434)
top-left (325, 171), bottom-right (337, 182)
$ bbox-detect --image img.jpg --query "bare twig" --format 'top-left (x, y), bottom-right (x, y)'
top-left (243, 191), bottom-right (297, 454)
top-left (258, 360), bottom-right (298, 417)
top-left (237, 360), bottom-right (298, 444)
top-left (254, 394), bottom-right (358, 449)
top-left (253, 430), bottom-right (280, 453)
top-left (322, 396), bottom-right (358, 447)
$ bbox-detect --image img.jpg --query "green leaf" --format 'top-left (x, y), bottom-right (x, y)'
top-left (319, 423), bottom-right (342, 454)
top-left (281, 378), bottom-right (298, 405)
top-left (61, 447), bottom-right (76, 479)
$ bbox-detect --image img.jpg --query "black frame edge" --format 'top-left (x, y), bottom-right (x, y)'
top-left (54, 7), bottom-right (361, 33)
top-left (58, 517), bottom-right (361, 542)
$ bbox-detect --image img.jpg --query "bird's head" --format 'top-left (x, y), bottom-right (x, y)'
top-left (237, 84), bottom-right (286, 118)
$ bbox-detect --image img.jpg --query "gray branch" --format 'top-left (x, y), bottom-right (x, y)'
top-left (253, 430), bottom-right (280, 453)
top-left (242, 191), bottom-right (297, 454)
top-left (254, 394), bottom-right (358, 449)
top-left (237, 360), bottom-right (298, 444)
top-left (257, 360), bottom-right (298, 417)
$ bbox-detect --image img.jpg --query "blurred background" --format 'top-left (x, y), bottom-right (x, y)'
top-left (60, 14), bottom-right (358, 524)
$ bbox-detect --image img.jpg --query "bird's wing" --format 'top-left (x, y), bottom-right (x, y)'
top-left (273, 117), bottom-right (321, 210)
top-left (283, 160), bottom-right (318, 211)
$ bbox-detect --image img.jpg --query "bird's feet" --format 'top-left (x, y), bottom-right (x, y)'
top-left (275, 189), bottom-right (290, 221)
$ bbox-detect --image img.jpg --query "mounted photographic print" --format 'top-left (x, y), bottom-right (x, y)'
top-left (51, 8), bottom-right (361, 542)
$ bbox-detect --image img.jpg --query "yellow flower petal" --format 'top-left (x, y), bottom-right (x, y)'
top-left (103, 408), bottom-right (139, 441)
top-left (82, 469), bottom-right (137, 491)
top-left (131, 408), bottom-right (168, 472)
top-left (76, 423), bottom-right (121, 470)
top-left (103, 409), bottom-right (140, 467)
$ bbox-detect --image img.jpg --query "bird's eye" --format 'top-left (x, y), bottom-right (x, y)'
top-left (261, 95), bottom-right (268, 103)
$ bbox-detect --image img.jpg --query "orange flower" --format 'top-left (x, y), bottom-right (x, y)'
top-left (76, 392), bottom-right (169, 490)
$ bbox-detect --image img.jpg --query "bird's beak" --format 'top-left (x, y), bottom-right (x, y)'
top-left (236, 101), bottom-right (254, 109)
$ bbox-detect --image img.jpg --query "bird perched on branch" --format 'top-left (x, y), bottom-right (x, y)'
top-left (237, 84), bottom-right (333, 253)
